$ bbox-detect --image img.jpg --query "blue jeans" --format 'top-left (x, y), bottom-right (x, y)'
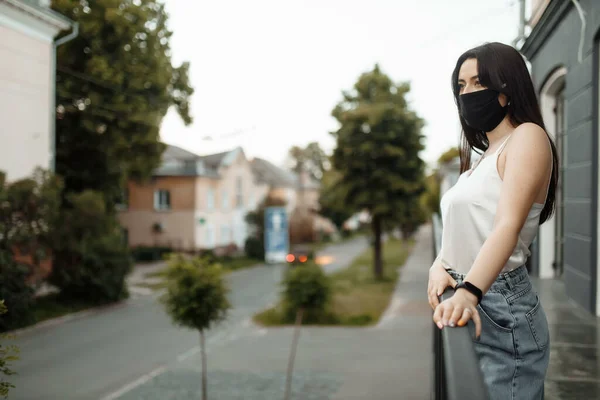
top-left (447, 266), bottom-right (550, 400)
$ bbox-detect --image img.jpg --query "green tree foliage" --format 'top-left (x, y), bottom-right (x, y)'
top-left (161, 255), bottom-right (231, 400)
top-left (49, 190), bottom-right (132, 303)
top-left (52, 0), bottom-right (194, 203)
top-left (397, 197), bottom-right (427, 239)
top-left (0, 301), bottom-right (19, 398)
top-left (437, 147), bottom-right (460, 164)
top-left (319, 168), bottom-right (354, 231)
top-left (50, 0), bottom-right (193, 303)
top-left (420, 172), bottom-right (441, 217)
top-left (420, 146), bottom-right (460, 219)
top-left (0, 169), bottom-right (62, 331)
top-left (283, 264), bottom-right (331, 317)
top-left (287, 142), bottom-right (330, 181)
top-left (330, 65), bottom-right (425, 279)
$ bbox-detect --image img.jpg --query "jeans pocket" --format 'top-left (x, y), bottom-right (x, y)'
top-left (477, 291), bottom-right (514, 332)
top-left (477, 303), bottom-right (513, 333)
top-left (526, 296), bottom-right (549, 351)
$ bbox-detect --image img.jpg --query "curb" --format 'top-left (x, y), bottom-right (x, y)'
top-left (8, 299), bottom-right (131, 337)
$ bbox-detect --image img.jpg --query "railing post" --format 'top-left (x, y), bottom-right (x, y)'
top-left (432, 318), bottom-right (446, 400)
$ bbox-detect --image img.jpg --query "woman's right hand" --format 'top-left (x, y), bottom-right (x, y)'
top-left (427, 259), bottom-right (458, 310)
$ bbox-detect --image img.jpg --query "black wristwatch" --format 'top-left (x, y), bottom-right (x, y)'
top-left (455, 281), bottom-right (483, 305)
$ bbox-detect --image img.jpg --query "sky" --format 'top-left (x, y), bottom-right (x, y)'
top-left (160, 0), bottom-right (523, 168)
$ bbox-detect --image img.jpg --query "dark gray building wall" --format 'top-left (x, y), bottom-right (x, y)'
top-left (523, 0), bottom-right (600, 313)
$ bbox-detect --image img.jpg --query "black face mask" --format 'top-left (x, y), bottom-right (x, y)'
top-left (458, 89), bottom-right (507, 132)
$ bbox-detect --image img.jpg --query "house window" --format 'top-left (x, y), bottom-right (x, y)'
top-left (222, 189), bottom-right (229, 210)
top-left (221, 224), bottom-right (230, 245)
top-left (154, 189), bottom-right (171, 210)
top-left (205, 223), bottom-right (215, 248)
top-left (207, 188), bottom-right (215, 211)
top-left (236, 177), bottom-right (243, 208)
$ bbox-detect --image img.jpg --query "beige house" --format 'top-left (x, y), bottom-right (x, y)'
top-left (0, 0), bottom-right (73, 181)
top-left (118, 145), bottom-right (262, 252)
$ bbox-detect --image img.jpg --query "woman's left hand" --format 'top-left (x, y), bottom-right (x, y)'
top-left (433, 289), bottom-right (482, 339)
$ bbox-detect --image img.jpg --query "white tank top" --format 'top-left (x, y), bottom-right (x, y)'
top-left (439, 135), bottom-right (545, 274)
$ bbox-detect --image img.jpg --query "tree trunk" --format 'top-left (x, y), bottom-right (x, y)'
top-left (284, 307), bottom-right (304, 400)
top-left (200, 329), bottom-right (208, 400)
top-left (372, 216), bottom-right (383, 280)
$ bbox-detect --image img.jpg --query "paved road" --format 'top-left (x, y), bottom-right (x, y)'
top-left (9, 237), bottom-right (369, 400)
top-left (117, 228), bottom-right (433, 400)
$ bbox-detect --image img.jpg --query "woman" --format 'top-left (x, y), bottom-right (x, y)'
top-left (428, 42), bottom-right (558, 399)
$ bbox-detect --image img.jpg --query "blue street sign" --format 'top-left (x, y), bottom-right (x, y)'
top-left (264, 206), bottom-right (289, 263)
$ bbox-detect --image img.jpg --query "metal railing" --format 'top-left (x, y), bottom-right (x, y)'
top-left (431, 214), bottom-right (488, 400)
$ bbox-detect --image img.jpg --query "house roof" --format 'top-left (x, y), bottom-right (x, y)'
top-left (199, 150), bottom-right (232, 169)
top-left (251, 158), bottom-right (297, 188)
top-left (250, 158), bottom-right (321, 190)
top-left (161, 144), bottom-right (200, 160)
top-left (154, 145), bottom-right (242, 178)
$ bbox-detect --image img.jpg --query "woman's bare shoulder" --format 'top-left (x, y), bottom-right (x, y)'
top-left (508, 123), bottom-right (552, 162)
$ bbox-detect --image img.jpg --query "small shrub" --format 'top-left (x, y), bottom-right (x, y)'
top-left (131, 246), bottom-right (173, 263)
top-left (49, 190), bottom-right (132, 303)
top-left (283, 263), bottom-right (331, 318)
top-left (199, 249), bottom-right (217, 263)
top-left (0, 168), bottom-right (60, 331)
top-left (0, 257), bottom-right (35, 332)
top-left (244, 237), bottom-right (264, 260)
top-left (0, 300), bottom-right (19, 398)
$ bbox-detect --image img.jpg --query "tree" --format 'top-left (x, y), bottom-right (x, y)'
top-left (437, 147), bottom-right (460, 164)
top-left (420, 146), bottom-right (460, 219)
top-left (318, 168), bottom-right (354, 231)
top-left (282, 264), bottom-right (331, 400)
top-left (0, 169), bottom-right (62, 331)
top-left (50, 1), bottom-right (192, 302)
top-left (161, 255), bottom-right (230, 400)
top-left (397, 197), bottom-right (427, 239)
top-left (52, 0), bottom-right (194, 204)
top-left (420, 172), bottom-right (441, 218)
top-left (0, 300), bottom-right (19, 398)
top-left (330, 64), bottom-right (425, 279)
top-left (287, 142), bottom-right (330, 181)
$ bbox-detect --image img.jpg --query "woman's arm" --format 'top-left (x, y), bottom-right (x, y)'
top-left (464, 123), bottom-right (552, 294)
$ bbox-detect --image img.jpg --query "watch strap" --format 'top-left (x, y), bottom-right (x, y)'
top-left (455, 281), bottom-right (483, 305)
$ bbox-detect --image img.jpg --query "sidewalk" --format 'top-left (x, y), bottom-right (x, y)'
top-left (117, 225), bottom-right (435, 400)
top-left (533, 277), bottom-right (600, 399)
top-left (127, 260), bottom-right (168, 296)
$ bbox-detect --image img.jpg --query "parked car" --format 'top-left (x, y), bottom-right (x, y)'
top-left (286, 243), bottom-right (315, 266)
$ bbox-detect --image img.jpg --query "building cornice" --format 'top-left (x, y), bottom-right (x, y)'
top-left (521, 0), bottom-right (572, 59)
top-left (0, 0), bottom-right (72, 31)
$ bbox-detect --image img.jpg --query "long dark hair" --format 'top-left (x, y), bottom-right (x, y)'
top-left (451, 42), bottom-right (559, 224)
